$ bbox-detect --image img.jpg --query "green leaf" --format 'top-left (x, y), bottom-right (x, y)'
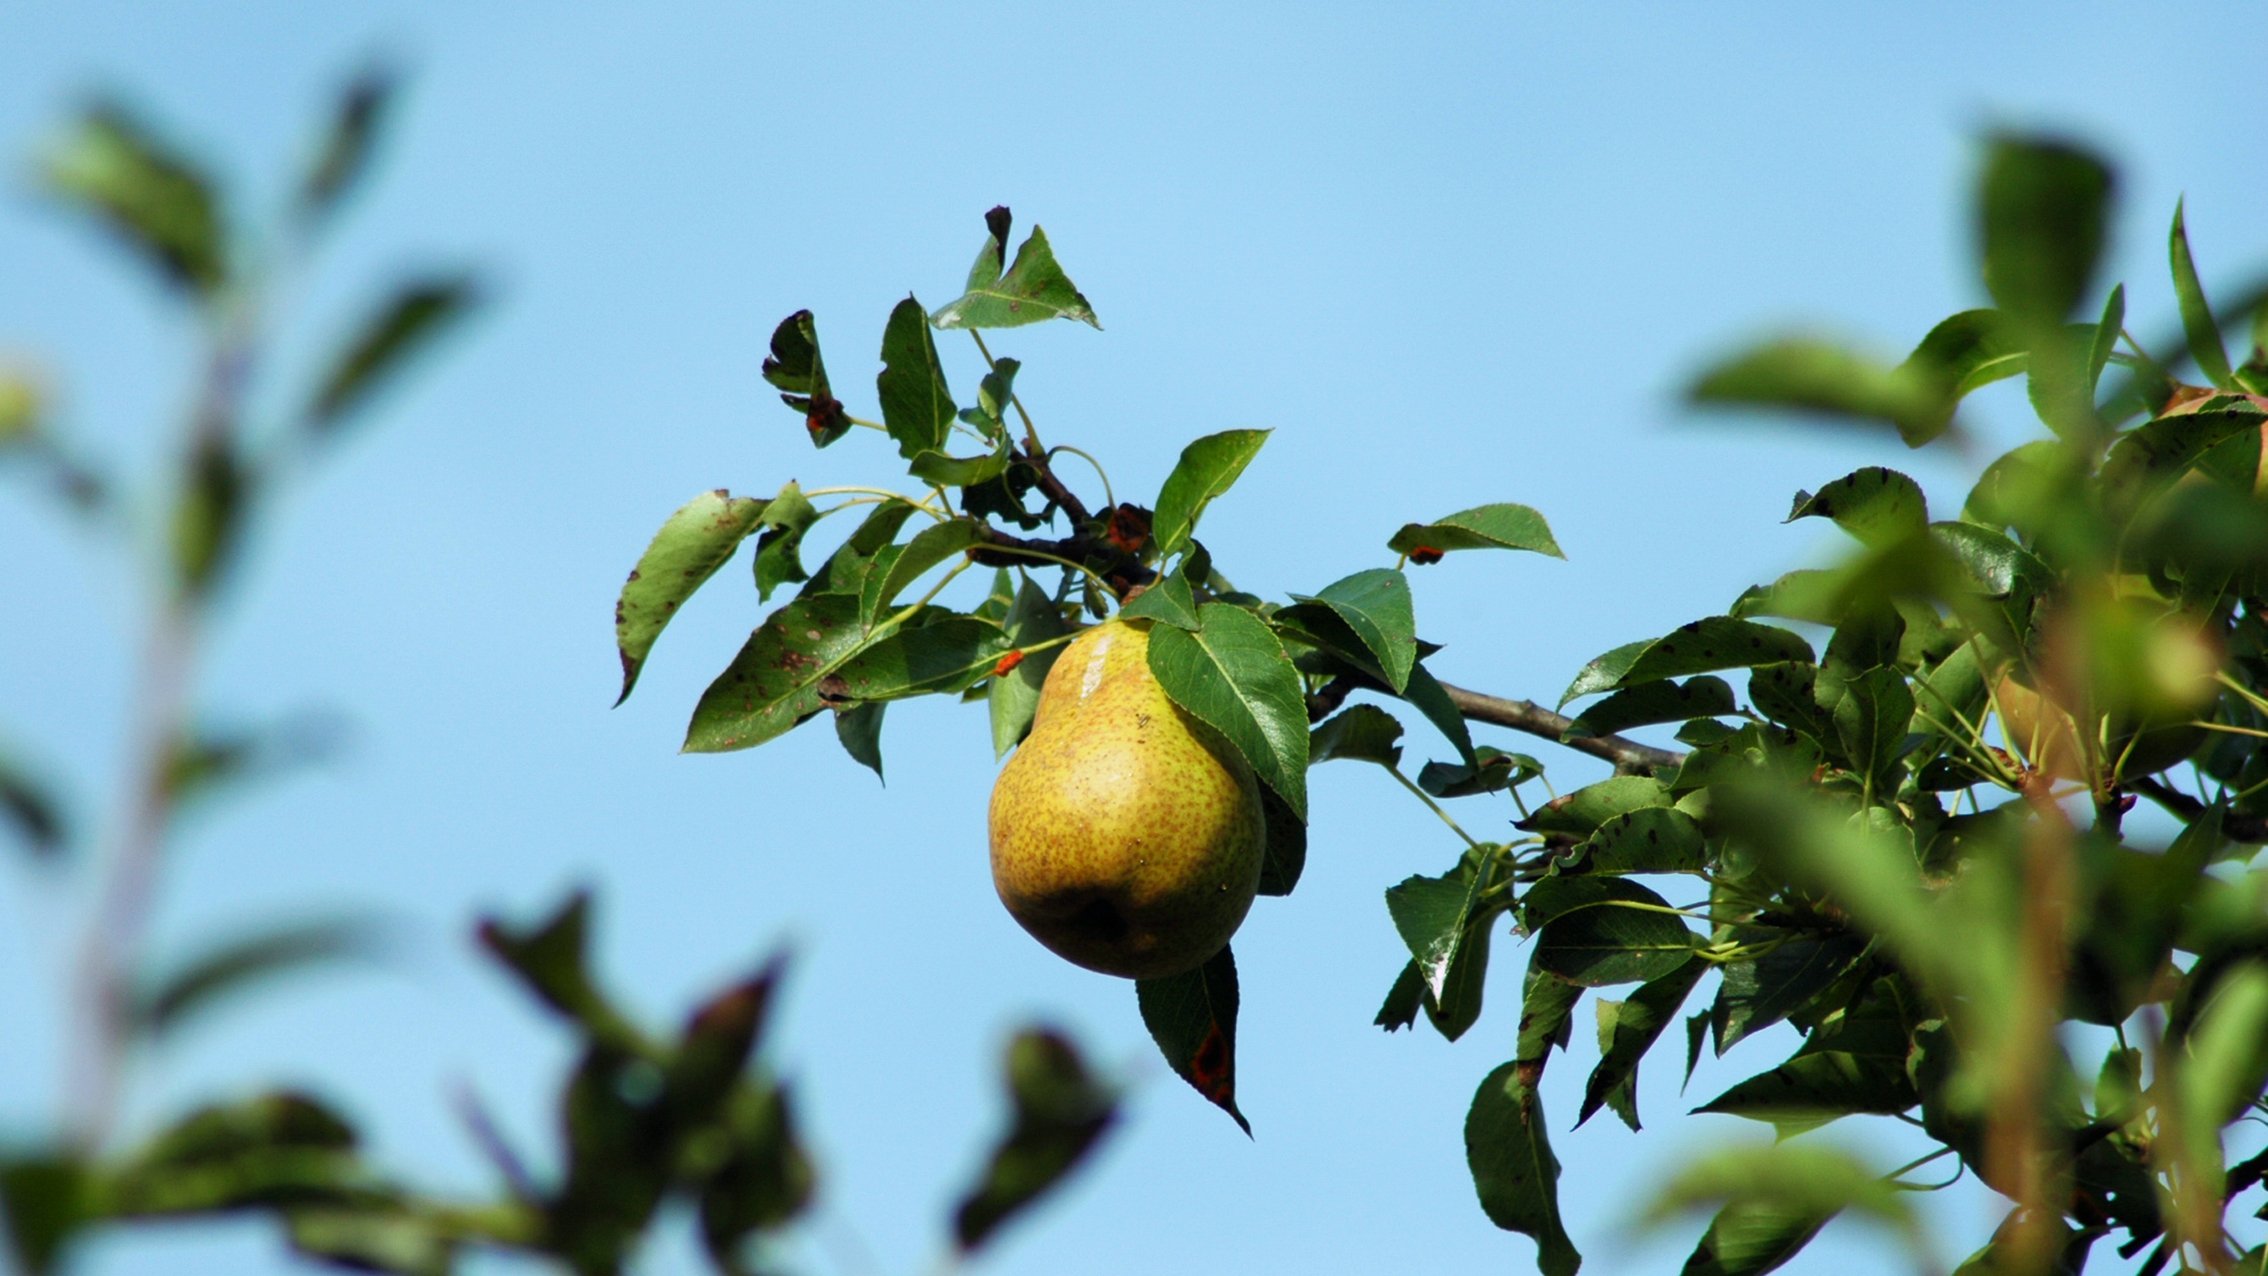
top-left (1786, 467), bottom-right (1926, 547)
top-left (1519, 775), bottom-right (1671, 839)
top-left (2170, 199), bottom-right (2235, 388)
top-left (1424, 909), bottom-right (1498, 1042)
top-left (1642, 1143), bottom-right (1921, 1276)
top-left (1515, 961), bottom-right (1583, 1076)
top-left (1694, 1047), bottom-right (1917, 1133)
top-left (684, 595), bottom-right (872, 752)
top-left (990, 579), bottom-right (1070, 758)
top-left (753, 481), bottom-right (820, 602)
top-left (2089, 284), bottom-right (2126, 393)
top-left (1574, 807), bottom-right (1707, 875)
top-left (1690, 336), bottom-right (1950, 446)
top-left (2181, 963), bottom-right (2268, 1138)
top-left (876, 296), bottom-right (956, 460)
top-left (1136, 945), bottom-right (1248, 1134)
top-left (168, 435), bottom-right (248, 598)
top-left (1374, 963), bottom-right (1424, 1032)
top-left (1978, 135), bottom-right (2112, 328)
top-left (304, 275), bottom-right (479, 435)
top-left (1386, 866), bottom-right (1487, 1003)
top-left (0, 750), bottom-right (67, 860)
top-left (41, 101), bottom-right (227, 295)
top-left (1152, 429), bottom-right (1269, 559)
top-left (831, 616), bottom-right (1007, 700)
top-left (696, 1084), bottom-right (814, 1270)
top-left (0, 1153), bottom-right (94, 1275)
top-left (1120, 569), bottom-right (1201, 629)
top-left (1830, 666), bottom-right (1915, 796)
top-left (1899, 309), bottom-right (2027, 402)
top-left (760, 310), bottom-right (849, 446)
top-left (285, 1207), bottom-right (452, 1276)
top-left (908, 446), bottom-right (1012, 489)
top-left (297, 63), bottom-right (396, 222)
top-left (1418, 746), bottom-right (1542, 798)
top-left (1387, 503), bottom-right (1562, 559)
top-left (1465, 1063), bottom-right (1582, 1276)
top-left (1286, 568), bottom-right (1417, 693)
top-left (1710, 935), bottom-right (1868, 1056)
top-left (834, 701), bottom-right (885, 781)
top-left (615, 490), bottom-right (767, 705)
top-left (953, 1028), bottom-right (1118, 1254)
top-left (1530, 878), bottom-right (1696, 987)
top-left (1580, 957), bottom-right (1703, 1129)
top-left (1256, 785), bottom-right (1306, 897)
top-left (1565, 619), bottom-right (1813, 706)
top-left (859, 518), bottom-right (982, 626)
top-left (931, 225), bottom-right (1100, 330)
top-left (134, 916), bottom-right (382, 1039)
top-left (1309, 704), bottom-right (1404, 767)
top-left (1563, 677), bottom-right (1735, 740)
top-left (109, 1091), bottom-right (366, 1216)
top-left (1147, 604), bottom-right (1308, 818)
top-left (1402, 661), bottom-right (1477, 768)
top-left (475, 890), bottom-right (634, 1042)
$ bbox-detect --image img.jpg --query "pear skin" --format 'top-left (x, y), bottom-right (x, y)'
top-left (988, 618), bottom-right (1265, 979)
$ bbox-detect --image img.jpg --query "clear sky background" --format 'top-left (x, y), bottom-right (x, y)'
top-left (4, 4), bottom-right (2267, 1274)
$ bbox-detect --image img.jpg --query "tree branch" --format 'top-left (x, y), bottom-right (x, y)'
top-left (1435, 681), bottom-right (1686, 775)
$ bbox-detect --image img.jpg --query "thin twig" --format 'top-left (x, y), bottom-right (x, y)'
top-left (1433, 681), bottom-right (1686, 774)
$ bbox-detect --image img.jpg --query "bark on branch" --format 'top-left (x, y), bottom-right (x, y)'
top-left (1435, 680), bottom-right (1687, 775)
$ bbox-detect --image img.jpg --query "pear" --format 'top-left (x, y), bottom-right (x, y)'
top-left (988, 617), bottom-right (1265, 979)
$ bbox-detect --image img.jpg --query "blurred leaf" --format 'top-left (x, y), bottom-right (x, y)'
top-left (614, 489), bottom-right (767, 705)
top-left (0, 749), bottom-right (67, 859)
top-left (1256, 785), bottom-right (1306, 897)
top-left (1978, 135), bottom-right (2111, 329)
top-left (1690, 336), bottom-right (1950, 446)
top-left (1580, 957), bottom-right (1703, 1130)
top-left (1310, 704), bottom-right (1404, 767)
top-left (1900, 308), bottom-right (2027, 402)
top-left (1465, 1063), bottom-right (1581, 1276)
top-left (109, 1091), bottom-right (369, 1216)
top-left (696, 1085), bottom-right (814, 1272)
top-left (1148, 603), bottom-right (1308, 818)
top-left (1530, 878), bottom-right (1697, 987)
top-left (170, 435), bottom-right (247, 598)
top-left (1386, 864), bottom-right (1487, 1003)
top-left (0, 369), bottom-right (42, 446)
top-left (684, 595), bottom-right (871, 752)
top-left (1284, 568), bottom-right (1416, 693)
top-left (1136, 944), bottom-right (1248, 1134)
top-left (2170, 199), bottom-right (2235, 388)
top-left (1387, 502), bottom-right (1562, 559)
top-left (134, 916), bottom-right (382, 1039)
top-left (41, 100), bottom-right (227, 295)
top-left (832, 615), bottom-right (1007, 700)
top-left (475, 890), bottom-right (635, 1042)
top-left (0, 1152), bottom-right (93, 1275)
top-left (1152, 429), bottom-right (1269, 559)
top-left (930, 225), bottom-right (1099, 330)
top-left (759, 310), bottom-right (849, 446)
top-left (305, 275), bottom-right (479, 435)
top-left (1563, 619), bottom-right (1813, 706)
top-left (876, 295), bottom-right (955, 460)
top-left (297, 63), bottom-right (396, 222)
top-left (1641, 1143), bottom-right (1922, 1276)
top-left (859, 518), bottom-right (981, 626)
top-left (833, 702), bottom-right (884, 781)
top-left (752, 481), bottom-right (819, 602)
top-left (2089, 283), bottom-right (2125, 392)
top-left (1563, 677), bottom-right (1734, 740)
top-left (2181, 963), bottom-right (2268, 1145)
top-left (1786, 467), bottom-right (1926, 547)
top-left (284, 1206), bottom-right (454, 1276)
top-left (991, 578), bottom-right (1071, 757)
top-left (952, 1029), bottom-right (1118, 1253)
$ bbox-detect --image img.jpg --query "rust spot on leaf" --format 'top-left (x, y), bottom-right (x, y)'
top-left (1189, 1021), bottom-right (1234, 1107)
top-left (992, 650), bottom-right (1025, 677)
top-left (1408, 545), bottom-right (1445, 565)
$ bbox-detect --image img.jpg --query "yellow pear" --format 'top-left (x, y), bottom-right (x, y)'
top-left (988, 617), bottom-right (1265, 979)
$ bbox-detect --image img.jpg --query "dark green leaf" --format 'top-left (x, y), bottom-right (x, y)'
top-left (1515, 961), bottom-right (1583, 1077)
top-left (696, 1083), bottom-right (814, 1270)
top-left (110, 1091), bottom-right (369, 1216)
top-left (0, 751), bottom-right (66, 859)
top-left (876, 296), bottom-right (955, 460)
top-left (1978, 135), bottom-right (2111, 328)
top-left (297, 64), bottom-right (396, 221)
top-left (832, 616), bottom-right (1007, 700)
top-left (1386, 866), bottom-right (1486, 1003)
top-left (1257, 785), bottom-right (1306, 897)
top-left (1748, 664), bottom-right (1831, 742)
top-left (615, 490), bottom-right (767, 705)
top-left (1136, 945), bottom-right (1248, 1134)
top-left (0, 1153), bottom-right (93, 1275)
top-left (1786, 467), bottom-right (1926, 547)
top-left (169, 435), bottom-right (247, 598)
top-left (1147, 604), bottom-right (1308, 818)
top-left (752, 481), bottom-right (819, 602)
top-left (1564, 678), bottom-right (1735, 740)
top-left (1694, 1048), bottom-right (1917, 1133)
top-left (1375, 962), bottom-right (1424, 1032)
top-left (1690, 336), bottom-right (1950, 446)
top-left (2170, 199), bottom-right (2235, 388)
top-left (1644, 1143), bottom-right (1920, 1276)
top-left (684, 595), bottom-right (871, 752)
top-left (953, 1028), bottom-right (1118, 1254)
top-left (1418, 747), bottom-right (1542, 798)
top-left (1120, 569), bottom-right (1201, 629)
top-left (285, 1207), bottom-right (452, 1276)
top-left (1465, 1063), bottom-right (1581, 1276)
top-left (134, 916), bottom-right (382, 1039)
top-left (759, 310), bottom-right (849, 446)
top-left (1310, 704), bottom-right (1404, 767)
top-left (1531, 878), bottom-right (1696, 987)
top-left (1425, 909), bottom-right (1498, 1042)
top-left (1575, 807), bottom-right (1707, 875)
top-left (1580, 957), bottom-right (1704, 1130)
top-left (908, 446), bottom-right (1012, 489)
top-left (833, 702), bottom-right (885, 781)
top-left (1899, 309), bottom-right (2027, 402)
top-left (1286, 568), bottom-right (1417, 693)
top-left (1711, 936), bottom-right (1868, 1056)
top-left (2089, 284), bottom-right (2125, 392)
top-left (1152, 429), bottom-right (1269, 559)
top-left (1565, 621), bottom-right (1812, 708)
top-left (305, 275), bottom-right (479, 434)
top-left (1402, 661), bottom-right (1477, 768)
top-left (964, 206), bottom-right (1010, 293)
top-left (931, 226), bottom-right (1099, 330)
top-left (475, 890), bottom-right (634, 1042)
top-left (1831, 667), bottom-right (1915, 796)
top-left (990, 578), bottom-right (1070, 758)
top-left (1388, 503), bottom-right (1562, 559)
top-left (859, 518), bottom-right (982, 626)
top-left (41, 101), bottom-right (227, 294)
top-left (1519, 775), bottom-right (1672, 839)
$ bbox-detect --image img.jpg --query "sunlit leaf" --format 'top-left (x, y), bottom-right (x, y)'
top-left (1387, 503), bottom-right (1561, 559)
top-left (615, 490), bottom-right (767, 705)
top-left (876, 295), bottom-right (955, 460)
top-left (1690, 336), bottom-right (1950, 446)
top-left (990, 578), bottom-right (1070, 758)
top-left (1285, 568), bottom-right (1416, 693)
top-left (41, 101), bottom-right (227, 295)
top-left (1785, 467), bottom-right (1926, 547)
top-left (1153, 429), bottom-right (1269, 559)
top-left (930, 225), bottom-right (1099, 330)
top-left (2170, 199), bottom-right (2235, 388)
top-left (684, 594), bottom-right (873, 752)
top-left (1147, 603), bottom-right (1308, 818)
top-left (1580, 958), bottom-right (1703, 1130)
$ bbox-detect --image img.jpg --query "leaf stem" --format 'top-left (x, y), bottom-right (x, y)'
top-left (1047, 444), bottom-right (1117, 511)
top-left (803, 486), bottom-right (947, 519)
top-left (1386, 765), bottom-right (1481, 850)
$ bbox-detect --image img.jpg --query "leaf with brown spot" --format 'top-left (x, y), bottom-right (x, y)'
top-left (1136, 944), bottom-right (1248, 1134)
top-left (615, 490), bottom-right (767, 706)
top-left (683, 595), bottom-right (875, 753)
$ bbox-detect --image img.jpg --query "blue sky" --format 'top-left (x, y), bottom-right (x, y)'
top-left (4, 4), bottom-right (2266, 1273)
